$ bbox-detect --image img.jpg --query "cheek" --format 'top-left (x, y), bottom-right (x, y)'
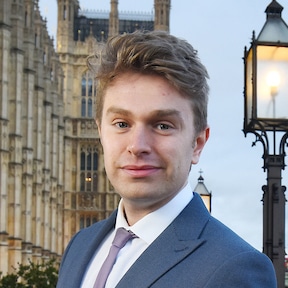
top-left (102, 137), bottom-right (123, 165)
top-left (165, 141), bottom-right (194, 168)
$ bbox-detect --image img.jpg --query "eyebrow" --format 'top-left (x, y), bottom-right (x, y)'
top-left (152, 109), bottom-right (182, 119)
top-left (106, 106), bottom-right (184, 122)
top-left (106, 107), bottom-right (133, 117)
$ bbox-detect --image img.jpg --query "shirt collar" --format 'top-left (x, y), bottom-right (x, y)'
top-left (115, 182), bottom-right (193, 245)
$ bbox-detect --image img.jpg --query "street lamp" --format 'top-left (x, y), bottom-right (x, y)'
top-left (243, 1), bottom-right (288, 287)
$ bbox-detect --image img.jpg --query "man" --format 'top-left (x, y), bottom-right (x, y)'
top-left (57, 31), bottom-right (276, 287)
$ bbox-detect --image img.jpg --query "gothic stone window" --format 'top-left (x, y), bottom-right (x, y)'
top-left (80, 215), bottom-right (97, 229)
top-left (81, 71), bottom-right (96, 118)
top-left (80, 146), bottom-right (98, 192)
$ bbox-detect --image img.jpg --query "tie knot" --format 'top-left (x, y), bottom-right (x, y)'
top-left (112, 227), bottom-right (136, 249)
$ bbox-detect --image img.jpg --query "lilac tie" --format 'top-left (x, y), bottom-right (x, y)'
top-left (93, 227), bottom-right (136, 288)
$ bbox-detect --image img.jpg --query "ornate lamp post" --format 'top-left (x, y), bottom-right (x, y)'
top-left (243, 1), bottom-right (288, 286)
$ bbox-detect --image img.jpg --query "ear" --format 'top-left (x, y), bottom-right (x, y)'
top-left (191, 126), bottom-right (210, 164)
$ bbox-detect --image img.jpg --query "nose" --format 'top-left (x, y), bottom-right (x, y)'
top-left (127, 125), bottom-right (152, 156)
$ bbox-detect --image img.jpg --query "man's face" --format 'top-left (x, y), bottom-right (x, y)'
top-left (97, 72), bottom-right (209, 216)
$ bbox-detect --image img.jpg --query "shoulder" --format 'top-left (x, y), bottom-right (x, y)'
top-left (177, 196), bottom-right (276, 286)
top-left (204, 247), bottom-right (276, 287)
top-left (186, 194), bottom-right (260, 254)
top-left (198, 217), bottom-right (276, 287)
top-left (200, 215), bottom-right (263, 262)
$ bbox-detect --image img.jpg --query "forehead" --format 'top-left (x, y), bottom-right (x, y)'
top-left (102, 72), bottom-right (193, 113)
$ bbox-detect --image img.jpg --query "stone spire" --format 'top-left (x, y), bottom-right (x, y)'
top-left (109, 0), bottom-right (119, 37)
top-left (154, 0), bottom-right (171, 32)
top-left (57, 0), bottom-right (79, 53)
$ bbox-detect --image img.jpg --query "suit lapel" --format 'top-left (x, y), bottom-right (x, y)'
top-left (116, 193), bottom-right (210, 288)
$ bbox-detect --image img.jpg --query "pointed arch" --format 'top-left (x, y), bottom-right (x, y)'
top-left (80, 72), bottom-right (96, 118)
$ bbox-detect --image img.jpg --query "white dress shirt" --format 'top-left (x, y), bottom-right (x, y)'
top-left (81, 182), bottom-right (193, 288)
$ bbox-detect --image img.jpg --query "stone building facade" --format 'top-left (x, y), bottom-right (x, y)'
top-left (0, 0), bottom-right (170, 275)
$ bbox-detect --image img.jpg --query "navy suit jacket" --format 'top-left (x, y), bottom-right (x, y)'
top-left (57, 193), bottom-right (276, 287)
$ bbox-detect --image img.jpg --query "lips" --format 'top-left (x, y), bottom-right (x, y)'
top-left (121, 165), bottom-right (161, 177)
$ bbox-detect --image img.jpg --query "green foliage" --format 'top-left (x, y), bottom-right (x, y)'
top-left (0, 258), bottom-right (59, 288)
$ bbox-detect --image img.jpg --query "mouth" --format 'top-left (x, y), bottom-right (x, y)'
top-left (121, 165), bottom-right (161, 177)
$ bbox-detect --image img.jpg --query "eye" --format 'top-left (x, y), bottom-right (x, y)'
top-left (115, 122), bottom-right (129, 128)
top-left (156, 123), bottom-right (172, 130)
